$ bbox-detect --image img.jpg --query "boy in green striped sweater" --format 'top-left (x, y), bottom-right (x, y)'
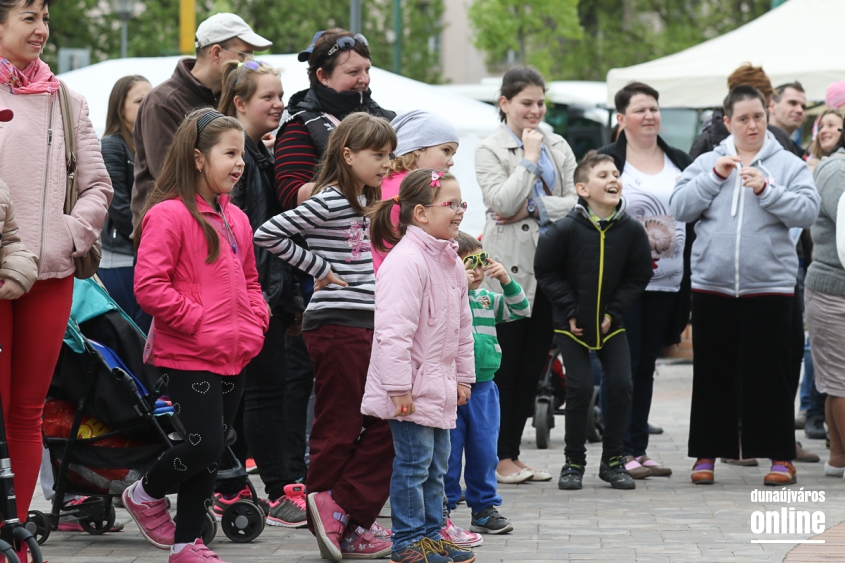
top-left (441, 232), bottom-right (529, 544)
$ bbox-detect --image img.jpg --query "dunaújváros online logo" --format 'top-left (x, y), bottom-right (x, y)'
top-left (749, 488), bottom-right (825, 544)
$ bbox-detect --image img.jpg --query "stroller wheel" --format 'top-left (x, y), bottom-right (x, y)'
top-left (201, 509), bottom-right (217, 545)
top-left (586, 386), bottom-right (604, 444)
top-left (534, 400), bottom-right (552, 450)
top-left (79, 504), bottom-right (116, 535)
top-left (221, 500), bottom-right (264, 543)
top-left (26, 511), bottom-right (51, 545)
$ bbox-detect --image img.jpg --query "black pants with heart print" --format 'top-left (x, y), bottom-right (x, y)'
top-left (143, 369), bottom-right (245, 543)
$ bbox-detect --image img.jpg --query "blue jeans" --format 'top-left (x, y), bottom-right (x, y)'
top-left (445, 381), bottom-right (501, 513)
top-left (389, 420), bottom-right (450, 551)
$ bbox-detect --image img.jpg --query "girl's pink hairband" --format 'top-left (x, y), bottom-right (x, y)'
top-left (430, 170), bottom-right (444, 188)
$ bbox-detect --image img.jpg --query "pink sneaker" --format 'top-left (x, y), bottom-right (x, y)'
top-left (441, 517), bottom-right (484, 547)
top-left (306, 491), bottom-right (348, 563)
top-left (168, 540), bottom-right (229, 563)
top-left (122, 481), bottom-right (176, 549)
top-left (369, 520), bottom-right (393, 540)
top-left (340, 525), bottom-right (392, 559)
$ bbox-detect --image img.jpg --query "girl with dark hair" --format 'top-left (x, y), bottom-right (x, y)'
top-left (128, 108), bottom-right (269, 563)
top-left (99, 75), bottom-right (151, 329)
top-left (0, 3), bottom-right (112, 553)
top-left (475, 65), bottom-right (577, 484)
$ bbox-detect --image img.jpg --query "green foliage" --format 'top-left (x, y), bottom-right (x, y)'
top-left (45, 0), bottom-right (444, 83)
top-left (468, 0), bottom-right (581, 76)
top-left (469, 0), bottom-right (772, 81)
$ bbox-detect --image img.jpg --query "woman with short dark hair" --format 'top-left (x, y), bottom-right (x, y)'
top-left (670, 86), bottom-right (819, 487)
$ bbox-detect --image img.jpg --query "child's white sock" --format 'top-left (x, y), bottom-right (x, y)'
top-left (171, 541), bottom-right (193, 554)
top-left (131, 480), bottom-right (157, 504)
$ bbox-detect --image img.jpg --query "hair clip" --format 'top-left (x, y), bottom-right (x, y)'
top-left (430, 170), bottom-right (444, 188)
top-left (392, 195), bottom-right (399, 203)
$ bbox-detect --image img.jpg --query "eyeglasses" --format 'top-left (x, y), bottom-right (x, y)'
top-left (326, 33), bottom-right (369, 57)
top-left (425, 200), bottom-right (468, 212)
top-left (463, 251), bottom-right (489, 270)
top-left (234, 60), bottom-right (267, 87)
top-left (222, 47), bottom-right (255, 61)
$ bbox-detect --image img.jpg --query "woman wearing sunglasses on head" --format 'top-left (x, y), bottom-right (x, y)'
top-left (475, 65), bottom-right (577, 485)
top-left (274, 28), bottom-right (396, 212)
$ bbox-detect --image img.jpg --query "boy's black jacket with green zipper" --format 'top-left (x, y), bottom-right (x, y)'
top-left (535, 197), bottom-right (653, 350)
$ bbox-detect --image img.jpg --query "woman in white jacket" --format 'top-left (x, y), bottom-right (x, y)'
top-left (475, 66), bottom-right (576, 483)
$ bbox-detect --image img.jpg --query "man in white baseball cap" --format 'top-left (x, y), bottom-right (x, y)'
top-left (131, 13), bottom-right (271, 229)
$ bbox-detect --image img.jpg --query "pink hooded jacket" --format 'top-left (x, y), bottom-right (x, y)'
top-left (361, 225), bottom-right (475, 429)
top-left (0, 86), bottom-right (112, 280)
top-left (135, 195), bottom-right (269, 376)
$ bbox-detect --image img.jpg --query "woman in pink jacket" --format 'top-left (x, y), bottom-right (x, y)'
top-left (363, 169), bottom-right (476, 563)
top-left (128, 109), bottom-right (268, 563)
top-left (0, 0), bottom-right (112, 533)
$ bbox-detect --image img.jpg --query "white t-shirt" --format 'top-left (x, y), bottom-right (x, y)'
top-left (622, 154), bottom-right (685, 292)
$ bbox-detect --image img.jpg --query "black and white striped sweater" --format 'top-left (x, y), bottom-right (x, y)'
top-left (254, 187), bottom-right (375, 329)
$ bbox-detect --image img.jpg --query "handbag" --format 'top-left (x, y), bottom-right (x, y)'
top-left (58, 80), bottom-right (101, 279)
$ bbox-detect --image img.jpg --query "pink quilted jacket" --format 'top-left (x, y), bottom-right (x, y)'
top-left (0, 87), bottom-right (112, 280)
top-left (361, 225), bottom-right (475, 429)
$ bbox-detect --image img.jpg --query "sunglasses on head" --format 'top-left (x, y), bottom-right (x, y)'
top-left (234, 60), bottom-right (267, 87)
top-left (326, 33), bottom-right (369, 57)
top-left (463, 251), bottom-right (489, 270)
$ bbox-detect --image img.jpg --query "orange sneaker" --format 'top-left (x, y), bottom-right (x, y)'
top-left (764, 461), bottom-right (797, 486)
top-left (690, 458), bottom-right (715, 485)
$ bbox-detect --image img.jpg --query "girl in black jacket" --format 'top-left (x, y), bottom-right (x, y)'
top-left (99, 75), bottom-right (151, 331)
top-left (535, 151), bottom-right (652, 491)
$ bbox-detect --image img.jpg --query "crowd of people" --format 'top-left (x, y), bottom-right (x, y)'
top-left (1, 1), bottom-right (845, 562)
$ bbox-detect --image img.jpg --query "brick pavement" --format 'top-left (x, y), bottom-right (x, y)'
top-left (29, 363), bottom-right (845, 563)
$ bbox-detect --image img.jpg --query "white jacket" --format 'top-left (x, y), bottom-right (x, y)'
top-left (475, 123), bottom-right (577, 313)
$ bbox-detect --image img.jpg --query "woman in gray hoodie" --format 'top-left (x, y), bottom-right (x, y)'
top-left (670, 85), bottom-right (819, 487)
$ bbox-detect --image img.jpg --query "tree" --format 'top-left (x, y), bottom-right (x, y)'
top-left (468, 0), bottom-right (582, 76)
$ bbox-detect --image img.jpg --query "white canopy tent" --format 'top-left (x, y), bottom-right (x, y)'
top-left (59, 54), bottom-right (501, 235)
top-left (606, 0), bottom-right (845, 108)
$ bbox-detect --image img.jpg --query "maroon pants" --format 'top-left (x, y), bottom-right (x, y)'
top-left (303, 324), bottom-right (394, 529)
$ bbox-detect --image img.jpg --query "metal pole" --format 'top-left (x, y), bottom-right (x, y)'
top-left (350, 0), bottom-right (361, 33)
top-left (179, 0), bottom-right (196, 55)
top-left (120, 18), bottom-right (128, 59)
top-left (392, 0), bottom-right (402, 75)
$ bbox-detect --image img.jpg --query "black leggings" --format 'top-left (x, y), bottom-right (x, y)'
top-left (143, 369), bottom-right (245, 544)
top-left (557, 334), bottom-right (632, 466)
top-left (494, 289), bottom-right (554, 460)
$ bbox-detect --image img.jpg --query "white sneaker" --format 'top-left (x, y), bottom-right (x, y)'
top-left (824, 461), bottom-right (845, 477)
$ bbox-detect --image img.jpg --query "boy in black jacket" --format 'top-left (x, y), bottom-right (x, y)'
top-left (535, 151), bottom-right (652, 491)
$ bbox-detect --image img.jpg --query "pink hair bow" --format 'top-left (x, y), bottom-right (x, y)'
top-left (430, 170), bottom-right (444, 187)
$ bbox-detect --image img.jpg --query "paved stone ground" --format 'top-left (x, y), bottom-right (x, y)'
top-left (29, 362), bottom-right (845, 563)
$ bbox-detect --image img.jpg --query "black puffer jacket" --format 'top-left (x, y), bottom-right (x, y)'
top-left (535, 198), bottom-right (653, 349)
top-left (231, 136), bottom-right (285, 310)
top-left (689, 108), bottom-right (803, 160)
top-left (100, 134), bottom-right (135, 255)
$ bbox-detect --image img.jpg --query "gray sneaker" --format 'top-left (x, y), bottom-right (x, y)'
top-left (266, 484), bottom-right (307, 528)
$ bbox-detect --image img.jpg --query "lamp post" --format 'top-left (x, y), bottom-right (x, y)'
top-left (112, 0), bottom-right (136, 59)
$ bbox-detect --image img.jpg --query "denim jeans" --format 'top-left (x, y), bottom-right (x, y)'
top-left (389, 420), bottom-right (450, 551)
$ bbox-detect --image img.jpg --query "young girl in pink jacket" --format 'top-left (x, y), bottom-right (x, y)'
top-left (362, 169), bottom-right (476, 563)
top-left (128, 108), bottom-right (268, 563)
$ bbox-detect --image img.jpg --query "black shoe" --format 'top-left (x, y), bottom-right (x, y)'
top-left (647, 423), bottom-right (664, 435)
top-left (599, 456), bottom-right (636, 489)
top-left (470, 506), bottom-right (513, 534)
top-left (805, 417), bottom-right (827, 440)
top-left (557, 460), bottom-right (585, 490)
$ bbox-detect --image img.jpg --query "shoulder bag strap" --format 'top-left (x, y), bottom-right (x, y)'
top-left (58, 80), bottom-right (78, 215)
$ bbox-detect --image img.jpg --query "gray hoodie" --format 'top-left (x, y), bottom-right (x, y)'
top-left (670, 131), bottom-right (819, 297)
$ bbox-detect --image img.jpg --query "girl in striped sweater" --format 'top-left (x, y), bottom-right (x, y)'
top-left (254, 112), bottom-right (397, 562)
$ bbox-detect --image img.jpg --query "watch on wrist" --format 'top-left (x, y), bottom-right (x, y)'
top-left (526, 198), bottom-right (537, 215)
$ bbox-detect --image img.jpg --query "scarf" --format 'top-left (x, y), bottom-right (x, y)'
top-left (311, 84), bottom-right (389, 120)
top-left (0, 58), bottom-right (59, 95)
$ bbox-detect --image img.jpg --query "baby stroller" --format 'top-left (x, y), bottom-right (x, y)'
top-left (29, 279), bottom-right (264, 546)
top-left (0, 352), bottom-right (43, 562)
top-left (533, 345), bottom-right (603, 449)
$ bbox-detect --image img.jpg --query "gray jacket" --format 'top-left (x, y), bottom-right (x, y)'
top-left (807, 149), bottom-right (845, 296)
top-left (670, 132), bottom-right (819, 297)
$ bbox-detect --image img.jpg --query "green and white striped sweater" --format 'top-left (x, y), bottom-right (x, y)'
top-left (469, 278), bottom-right (530, 382)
